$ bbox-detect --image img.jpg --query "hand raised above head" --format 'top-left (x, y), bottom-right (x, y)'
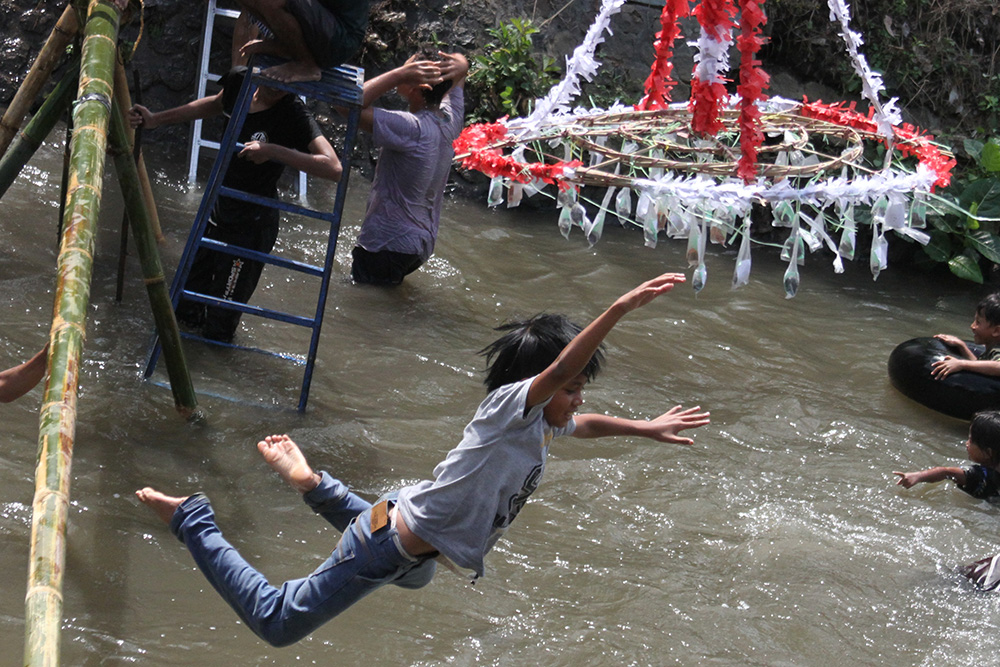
top-left (613, 272), bottom-right (686, 313)
top-left (400, 55), bottom-right (443, 87)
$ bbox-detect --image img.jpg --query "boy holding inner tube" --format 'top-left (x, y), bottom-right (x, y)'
top-left (932, 293), bottom-right (1000, 379)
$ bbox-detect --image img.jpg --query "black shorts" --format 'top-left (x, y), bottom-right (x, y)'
top-left (351, 246), bottom-right (424, 286)
top-left (284, 0), bottom-right (370, 68)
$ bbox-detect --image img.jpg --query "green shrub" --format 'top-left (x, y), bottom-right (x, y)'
top-left (466, 18), bottom-right (561, 124)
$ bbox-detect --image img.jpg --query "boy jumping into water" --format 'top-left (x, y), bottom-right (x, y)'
top-left (137, 272), bottom-right (710, 646)
top-left (894, 410), bottom-right (1000, 499)
top-left (931, 293), bottom-right (1000, 379)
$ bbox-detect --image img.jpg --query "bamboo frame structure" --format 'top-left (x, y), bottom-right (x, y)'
top-left (24, 1), bottom-right (122, 663)
top-left (108, 97), bottom-right (199, 414)
top-left (112, 59), bottom-right (163, 242)
top-left (0, 4), bottom-right (80, 157)
top-left (0, 58), bottom-right (80, 198)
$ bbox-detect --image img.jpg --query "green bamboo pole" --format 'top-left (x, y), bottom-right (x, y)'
top-left (0, 4), bottom-right (80, 157)
top-left (0, 57), bottom-right (80, 199)
top-left (112, 59), bottom-right (163, 242)
top-left (24, 0), bottom-right (122, 664)
top-left (108, 97), bottom-right (199, 415)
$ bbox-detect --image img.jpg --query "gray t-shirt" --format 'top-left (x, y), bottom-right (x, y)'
top-left (355, 86), bottom-right (465, 259)
top-left (396, 376), bottom-right (575, 577)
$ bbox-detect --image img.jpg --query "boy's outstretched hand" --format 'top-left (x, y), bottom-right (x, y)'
top-left (614, 273), bottom-right (686, 314)
top-left (646, 405), bottom-right (711, 445)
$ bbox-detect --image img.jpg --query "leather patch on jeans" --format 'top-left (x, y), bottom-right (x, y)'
top-left (370, 500), bottom-right (389, 533)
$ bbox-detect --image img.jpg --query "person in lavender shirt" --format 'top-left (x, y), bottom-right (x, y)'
top-left (348, 51), bottom-right (468, 286)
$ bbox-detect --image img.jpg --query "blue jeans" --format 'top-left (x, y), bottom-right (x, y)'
top-left (169, 472), bottom-right (436, 646)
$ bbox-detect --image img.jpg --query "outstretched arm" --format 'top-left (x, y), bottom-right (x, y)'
top-left (526, 272), bottom-right (686, 410)
top-left (129, 92), bottom-right (225, 130)
top-left (893, 466), bottom-right (966, 488)
top-left (0, 345), bottom-right (48, 403)
top-left (573, 406), bottom-right (710, 444)
top-left (237, 134), bottom-right (342, 181)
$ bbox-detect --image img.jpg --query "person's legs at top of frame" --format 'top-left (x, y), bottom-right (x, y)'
top-left (234, 0), bottom-right (370, 82)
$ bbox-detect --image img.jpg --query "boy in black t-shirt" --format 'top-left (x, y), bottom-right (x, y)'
top-left (894, 410), bottom-right (1000, 499)
top-left (130, 68), bottom-right (342, 342)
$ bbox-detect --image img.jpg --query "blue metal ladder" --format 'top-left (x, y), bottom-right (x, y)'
top-left (144, 60), bottom-right (364, 411)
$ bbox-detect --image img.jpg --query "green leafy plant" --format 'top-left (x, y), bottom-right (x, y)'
top-left (466, 18), bottom-right (561, 124)
top-left (923, 138), bottom-right (1000, 282)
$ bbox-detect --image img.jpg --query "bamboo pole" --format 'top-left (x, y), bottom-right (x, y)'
top-left (0, 4), bottom-right (80, 157)
top-left (24, 1), bottom-right (122, 664)
top-left (108, 97), bottom-right (199, 415)
top-left (0, 58), bottom-right (80, 199)
top-left (111, 59), bottom-right (163, 242)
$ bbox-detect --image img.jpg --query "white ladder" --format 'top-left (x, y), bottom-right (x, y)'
top-left (188, 0), bottom-right (307, 197)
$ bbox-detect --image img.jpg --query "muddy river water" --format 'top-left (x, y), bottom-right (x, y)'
top-left (1, 135), bottom-right (998, 665)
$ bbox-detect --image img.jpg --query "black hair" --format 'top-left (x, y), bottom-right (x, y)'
top-left (415, 50), bottom-right (455, 107)
top-left (977, 293), bottom-right (1000, 327)
top-left (479, 313), bottom-right (604, 392)
top-left (970, 410), bottom-right (1000, 465)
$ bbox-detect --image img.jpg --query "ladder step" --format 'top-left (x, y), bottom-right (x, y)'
top-left (217, 185), bottom-right (337, 224)
top-left (251, 59), bottom-right (364, 106)
top-left (178, 332), bottom-right (308, 365)
top-left (197, 237), bottom-right (324, 276)
top-left (182, 290), bottom-right (316, 328)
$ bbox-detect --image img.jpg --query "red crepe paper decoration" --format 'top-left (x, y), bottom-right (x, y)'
top-left (735, 0), bottom-right (769, 183)
top-left (453, 122), bottom-right (583, 189)
top-left (636, 0), bottom-right (690, 111)
top-left (800, 99), bottom-right (956, 188)
top-left (689, 0), bottom-right (736, 136)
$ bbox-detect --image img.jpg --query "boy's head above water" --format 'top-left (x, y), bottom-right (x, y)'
top-left (969, 410), bottom-right (1000, 468)
top-left (973, 293), bottom-right (1000, 346)
top-left (480, 314), bottom-right (605, 393)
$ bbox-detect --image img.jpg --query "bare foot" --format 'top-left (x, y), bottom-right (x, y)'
top-left (257, 434), bottom-right (321, 494)
top-left (136, 487), bottom-right (187, 525)
top-left (260, 60), bottom-right (322, 83)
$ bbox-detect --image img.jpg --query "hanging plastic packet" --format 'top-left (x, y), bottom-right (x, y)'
top-left (635, 191), bottom-right (653, 221)
top-left (838, 203), bottom-right (856, 259)
top-left (692, 218), bottom-right (708, 292)
top-left (870, 225), bottom-right (888, 280)
top-left (780, 233), bottom-right (805, 266)
top-left (709, 220), bottom-right (726, 245)
top-left (558, 205), bottom-right (573, 239)
top-left (506, 181), bottom-right (523, 208)
top-left (693, 262), bottom-right (707, 293)
top-left (686, 217), bottom-right (703, 267)
top-left (487, 175), bottom-right (504, 207)
top-left (783, 224), bottom-right (801, 298)
top-left (588, 185), bottom-right (616, 247)
top-left (732, 225), bottom-right (752, 289)
top-left (615, 187), bottom-right (632, 225)
top-left (584, 209), bottom-right (603, 247)
top-left (772, 200), bottom-right (795, 227)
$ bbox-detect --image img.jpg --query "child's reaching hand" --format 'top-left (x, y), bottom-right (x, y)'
top-left (612, 272), bottom-right (686, 314)
top-left (643, 405), bottom-right (711, 445)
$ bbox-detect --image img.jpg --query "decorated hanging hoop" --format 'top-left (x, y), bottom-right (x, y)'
top-left (455, 0), bottom-right (960, 296)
